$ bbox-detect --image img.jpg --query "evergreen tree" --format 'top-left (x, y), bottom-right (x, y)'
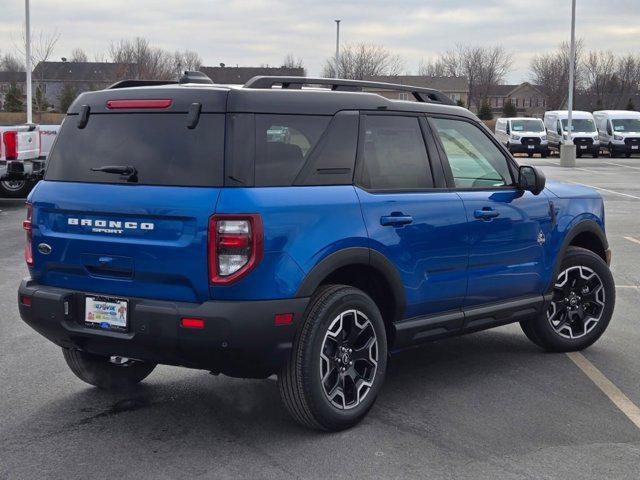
top-left (502, 99), bottom-right (517, 117)
top-left (477, 98), bottom-right (493, 120)
top-left (3, 82), bottom-right (23, 112)
top-left (58, 84), bottom-right (78, 113)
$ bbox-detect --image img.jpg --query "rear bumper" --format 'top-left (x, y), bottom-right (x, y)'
top-left (18, 279), bottom-right (308, 378)
top-left (0, 159), bottom-right (46, 181)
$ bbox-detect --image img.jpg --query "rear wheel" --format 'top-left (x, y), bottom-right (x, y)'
top-left (0, 180), bottom-right (33, 198)
top-left (592, 151), bottom-right (599, 158)
top-left (62, 348), bottom-right (156, 391)
top-left (278, 285), bottom-right (387, 431)
top-left (625, 153), bottom-right (631, 158)
top-left (520, 247), bottom-right (615, 352)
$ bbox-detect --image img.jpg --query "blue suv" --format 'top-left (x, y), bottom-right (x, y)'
top-left (18, 74), bottom-right (615, 431)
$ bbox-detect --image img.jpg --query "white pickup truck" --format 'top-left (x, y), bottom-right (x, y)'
top-left (0, 123), bottom-right (59, 197)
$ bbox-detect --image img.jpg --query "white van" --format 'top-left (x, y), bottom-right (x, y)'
top-left (543, 110), bottom-right (600, 158)
top-left (593, 110), bottom-right (640, 158)
top-left (495, 117), bottom-right (549, 157)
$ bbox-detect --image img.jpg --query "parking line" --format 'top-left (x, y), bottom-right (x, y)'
top-left (607, 161), bottom-right (640, 171)
top-left (567, 181), bottom-right (640, 200)
top-left (623, 236), bottom-right (640, 246)
top-left (567, 351), bottom-right (640, 430)
top-left (616, 285), bottom-right (640, 290)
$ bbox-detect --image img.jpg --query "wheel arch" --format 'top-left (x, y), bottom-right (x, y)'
top-left (295, 247), bottom-right (406, 341)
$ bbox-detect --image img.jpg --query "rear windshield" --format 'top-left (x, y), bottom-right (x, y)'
top-left (45, 113), bottom-right (224, 186)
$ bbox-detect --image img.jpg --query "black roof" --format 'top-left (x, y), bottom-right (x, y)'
top-left (0, 71), bottom-right (26, 83)
top-left (68, 78), bottom-right (474, 119)
top-left (32, 61), bottom-right (133, 82)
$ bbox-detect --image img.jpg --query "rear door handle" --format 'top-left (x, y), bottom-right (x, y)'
top-left (380, 214), bottom-right (414, 227)
top-left (474, 208), bottom-right (500, 220)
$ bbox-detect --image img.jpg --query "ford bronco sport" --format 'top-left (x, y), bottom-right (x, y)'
top-left (18, 73), bottom-right (615, 431)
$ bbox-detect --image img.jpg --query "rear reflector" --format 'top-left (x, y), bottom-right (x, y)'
top-left (106, 99), bottom-right (172, 109)
top-left (20, 295), bottom-right (32, 307)
top-left (274, 313), bottom-right (294, 326)
top-left (24, 203), bottom-right (33, 267)
top-left (180, 318), bottom-right (205, 329)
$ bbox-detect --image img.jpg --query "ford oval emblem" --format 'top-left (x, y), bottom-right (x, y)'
top-left (37, 243), bottom-right (52, 255)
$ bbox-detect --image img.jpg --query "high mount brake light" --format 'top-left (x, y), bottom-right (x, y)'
top-left (3, 131), bottom-right (18, 160)
top-left (106, 99), bottom-right (172, 109)
top-left (24, 203), bottom-right (33, 267)
top-left (208, 214), bottom-right (264, 285)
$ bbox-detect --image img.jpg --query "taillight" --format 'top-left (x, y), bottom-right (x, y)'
top-left (106, 99), bottom-right (172, 109)
top-left (208, 214), bottom-right (263, 285)
top-left (3, 131), bottom-right (18, 160)
top-left (23, 203), bottom-right (33, 267)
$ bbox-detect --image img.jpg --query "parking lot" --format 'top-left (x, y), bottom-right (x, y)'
top-left (1, 156), bottom-right (640, 480)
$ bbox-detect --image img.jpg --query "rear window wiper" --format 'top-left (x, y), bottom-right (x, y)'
top-left (90, 165), bottom-right (138, 183)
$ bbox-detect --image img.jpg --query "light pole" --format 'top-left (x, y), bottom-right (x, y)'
top-left (561, 0), bottom-right (577, 167)
top-left (334, 19), bottom-right (340, 79)
top-left (25, 0), bottom-right (32, 124)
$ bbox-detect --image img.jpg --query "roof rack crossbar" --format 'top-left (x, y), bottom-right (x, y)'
top-left (243, 76), bottom-right (456, 105)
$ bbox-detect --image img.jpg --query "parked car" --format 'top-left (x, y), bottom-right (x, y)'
top-left (543, 110), bottom-right (600, 158)
top-left (0, 124), bottom-right (41, 197)
top-left (18, 74), bottom-right (616, 431)
top-left (495, 117), bottom-right (549, 157)
top-left (593, 110), bottom-right (640, 158)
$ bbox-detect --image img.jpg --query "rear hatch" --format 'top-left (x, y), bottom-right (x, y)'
top-left (29, 86), bottom-right (228, 303)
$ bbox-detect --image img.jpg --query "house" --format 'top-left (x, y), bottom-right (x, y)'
top-left (363, 75), bottom-right (469, 106)
top-left (199, 65), bottom-right (305, 85)
top-left (0, 71), bottom-right (26, 110)
top-left (31, 61), bottom-right (134, 111)
top-left (486, 82), bottom-right (548, 118)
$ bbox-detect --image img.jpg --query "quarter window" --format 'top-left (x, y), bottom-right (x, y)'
top-left (431, 117), bottom-right (513, 189)
top-left (255, 115), bottom-right (330, 186)
top-left (359, 115), bottom-right (433, 190)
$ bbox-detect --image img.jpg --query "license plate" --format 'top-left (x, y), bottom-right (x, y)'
top-left (580, 145), bottom-right (587, 150)
top-left (528, 145), bottom-right (535, 150)
top-left (85, 296), bottom-right (128, 331)
top-left (632, 146), bottom-right (638, 150)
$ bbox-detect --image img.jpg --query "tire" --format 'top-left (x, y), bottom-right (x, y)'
top-left (520, 247), bottom-right (615, 352)
top-left (527, 153), bottom-right (533, 158)
top-left (278, 285), bottom-right (388, 431)
top-left (625, 153), bottom-right (631, 158)
top-left (608, 144), bottom-right (615, 158)
top-left (541, 152), bottom-right (549, 158)
top-left (0, 180), bottom-right (33, 198)
top-left (592, 152), bottom-right (599, 159)
top-left (62, 348), bottom-right (156, 391)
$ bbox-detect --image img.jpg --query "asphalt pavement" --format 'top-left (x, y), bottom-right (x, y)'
top-left (1, 156), bottom-right (640, 479)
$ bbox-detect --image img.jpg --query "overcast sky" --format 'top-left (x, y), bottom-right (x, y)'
top-left (1, 0), bottom-right (639, 83)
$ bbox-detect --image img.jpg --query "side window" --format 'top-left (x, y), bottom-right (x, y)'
top-left (359, 115), bottom-right (433, 190)
top-left (431, 117), bottom-right (513, 189)
top-left (255, 114), bottom-right (330, 186)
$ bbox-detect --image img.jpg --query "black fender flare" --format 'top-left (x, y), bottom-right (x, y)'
top-left (295, 247), bottom-right (406, 322)
top-left (550, 219), bottom-right (609, 290)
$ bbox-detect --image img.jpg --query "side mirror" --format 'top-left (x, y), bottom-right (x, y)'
top-left (557, 125), bottom-right (562, 135)
top-left (518, 165), bottom-right (546, 195)
top-left (506, 124), bottom-right (510, 134)
top-left (607, 125), bottom-right (612, 136)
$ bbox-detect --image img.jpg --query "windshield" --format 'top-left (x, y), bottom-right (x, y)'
top-left (561, 119), bottom-right (596, 132)
top-left (612, 119), bottom-right (640, 133)
top-left (510, 120), bottom-right (544, 132)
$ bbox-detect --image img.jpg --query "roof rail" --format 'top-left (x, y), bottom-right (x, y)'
top-left (243, 76), bottom-right (456, 105)
top-left (108, 79), bottom-right (178, 89)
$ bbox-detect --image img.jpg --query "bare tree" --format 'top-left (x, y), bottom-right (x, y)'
top-left (322, 43), bottom-right (404, 79)
top-left (419, 44), bottom-right (511, 110)
top-left (173, 50), bottom-right (202, 74)
top-left (70, 48), bottom-right (88, 63)
top-left (108, 37), bottom-right (175, 80)
top-left (282, 53), bottom-right (305, 71)
top-left (530, 40), bottom-right (584, 110)
top-left (12, 28), bottom-right (61, 119)
top-left (0, 52), bottom-right (24, 72)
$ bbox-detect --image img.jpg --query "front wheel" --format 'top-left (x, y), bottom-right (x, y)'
top-left (520, 247), bottom-right (615, 352)
top-left (278, 285), bottom-right (387, 431)
top-left (62, 348), bottom-right (157, 390)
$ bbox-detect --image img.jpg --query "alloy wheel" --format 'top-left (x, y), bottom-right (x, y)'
top-left (547, 265), bottom-right (605, 339)
top-left (319, 309), bottom-right (378, 410)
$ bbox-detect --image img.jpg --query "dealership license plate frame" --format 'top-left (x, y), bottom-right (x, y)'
top-left (84, 295), bottom-right (129, 332)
